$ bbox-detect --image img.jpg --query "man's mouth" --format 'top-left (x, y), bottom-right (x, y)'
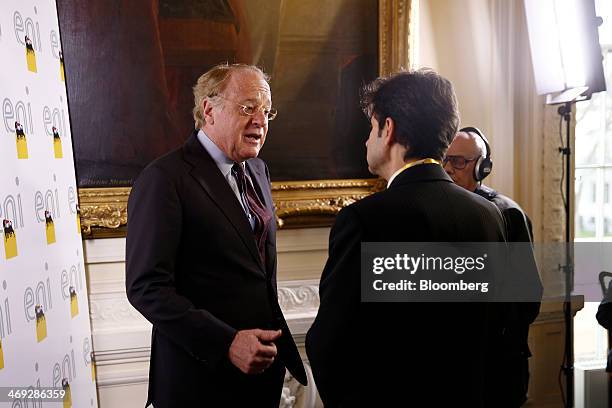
top-left (244, 133), bottom-right (262, 142)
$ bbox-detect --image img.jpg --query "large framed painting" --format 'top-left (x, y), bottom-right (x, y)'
top-left (57, 0), bottom-right (412, 237)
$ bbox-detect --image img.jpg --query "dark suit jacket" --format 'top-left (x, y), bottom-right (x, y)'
top-left (126, 132), bottom-right (306, 407)
top-left (306, 164), bottom-right (507, 407)
top-left (597, 284), bottom-right (612, 330)
top-left (475, 185), bottom-right (542, 407)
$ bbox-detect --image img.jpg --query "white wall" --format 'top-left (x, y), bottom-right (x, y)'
top-left (417, 0), bottom-right (524, 198)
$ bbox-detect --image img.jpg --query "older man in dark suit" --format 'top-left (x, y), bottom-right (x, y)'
top-left (306, 69), bottom-right (507, 407)
top-left (126, 63), bottom-right (306, 407)
top-left (445, 128), bottom-right (542, 407)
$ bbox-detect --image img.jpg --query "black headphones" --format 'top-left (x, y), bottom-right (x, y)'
top-left (459, 126), bottom-right (493, 181)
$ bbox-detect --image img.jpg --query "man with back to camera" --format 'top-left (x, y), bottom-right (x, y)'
top-left (125, 63), bottom-right (306, 407)
top-left (444, 127), bottom-right (542, 406)
top-left (305, 69), bottom-right (508, 406)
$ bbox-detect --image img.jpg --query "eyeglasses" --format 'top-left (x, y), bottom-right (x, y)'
top-left (216, 95), bottom-right (278, 121)
top-left (442, 155), bottom-right (479, 170)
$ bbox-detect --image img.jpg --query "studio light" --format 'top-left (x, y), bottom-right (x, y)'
top-left (524, 1), bottom-right (606, 407)
top-left (524, 0), bottom-right (605, 102)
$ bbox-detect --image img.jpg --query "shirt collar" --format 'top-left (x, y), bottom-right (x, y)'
top-left (197, 129), bottom-right (242, 177)
top-left (387, 158), bottom-right (441, 188)
top-left (387, 166), bottom-right (405, 188)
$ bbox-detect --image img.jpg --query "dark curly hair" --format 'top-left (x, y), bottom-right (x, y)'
top-left (360, 68), bottom-right (460, 161)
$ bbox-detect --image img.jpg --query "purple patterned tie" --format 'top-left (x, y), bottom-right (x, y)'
top-left (231, 163), bottom-right (273, 264)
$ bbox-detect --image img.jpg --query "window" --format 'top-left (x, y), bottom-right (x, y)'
top-left (573, 0), bottom-right (611, 367)
top-left (575, 47), bottom-right (612, 240)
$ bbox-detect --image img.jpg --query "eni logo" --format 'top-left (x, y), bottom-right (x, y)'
top-left (62, 378), bottom-right (72, 408)
top-left (35, 304), bottom-right (47, 342)
top-left (52, 126), bottom-right (63, 158)
top-left (76, 204), bottom-right (81, 235)
top-left (2, 219), bottom-right (17, 260)
top-left (90, 351), bottom-right (96, 382)
top-left (59, 50), bottom-right (65, 82)
top-left (69, 286), bottom-right (78, 318)
top-left (45, 210), bottom-right (56, 245)
top-left (15, 121), bottom-right (28, 159)
top-left (25, 35), bottom-right (36, 73)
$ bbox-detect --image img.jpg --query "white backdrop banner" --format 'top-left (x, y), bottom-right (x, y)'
top-left (0, 0), bottom-right (97, 407)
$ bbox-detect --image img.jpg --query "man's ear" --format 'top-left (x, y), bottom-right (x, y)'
top-left (202, 99), bottom-right (214, 125)
top-left (383, 117), bottom-right (396, 146)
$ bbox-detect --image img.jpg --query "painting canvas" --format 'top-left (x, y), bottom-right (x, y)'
top-left (57, 0), bottom-right (379, 187)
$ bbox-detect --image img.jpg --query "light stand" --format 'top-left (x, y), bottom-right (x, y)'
top-left (557, 101), bottom-right (574, 407)
top-left (524, 0), bottom-right (606, 404)
top-left (547, 84), bottom-right (592, 407)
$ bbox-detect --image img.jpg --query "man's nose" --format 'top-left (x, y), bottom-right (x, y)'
top-left (251, 110), bottom-right (267, 127)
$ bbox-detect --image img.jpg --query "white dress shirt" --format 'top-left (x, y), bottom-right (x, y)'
top-left (197, 129), bottom-right (255, 229)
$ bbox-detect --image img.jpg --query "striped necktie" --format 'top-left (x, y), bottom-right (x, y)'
top-left (231, 163), bottom-right (273, 264)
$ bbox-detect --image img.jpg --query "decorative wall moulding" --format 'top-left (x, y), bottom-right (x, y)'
top-left (277, 280), bottom-right (320, 313)
top-left (78, 179), bottom-right (386, 237)
top-left (79, 187), bottom-right (129, 238)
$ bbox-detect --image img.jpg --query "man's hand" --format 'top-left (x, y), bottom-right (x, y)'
top-left (228, 329), bottom-right (282, 374)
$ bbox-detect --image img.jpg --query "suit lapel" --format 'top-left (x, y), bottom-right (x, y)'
top-left (182, 133), bottom-right (264, 273)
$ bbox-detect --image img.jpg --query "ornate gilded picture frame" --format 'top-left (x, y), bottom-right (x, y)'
top-left (74, 0), bottom-right (411, 237)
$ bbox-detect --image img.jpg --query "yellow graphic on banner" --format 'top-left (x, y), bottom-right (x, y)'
top-left (3, 219), bottom-right (17, 260)
top-left (25, 35), bottom-right (37, 73)
top-left (35, 305), bottom-right (47, 342)
top-left (90, 352), bottom-right (96, 382)
top-left (62, 379), bottom-right (72, 408)
top-left (53, 127), bottom-right (63, 158)
top-left (15, 121), bottom-right (28, 159)
top-left (45, 211), bottom-right (56, 245)
top-left (0, 338), bottom-right (4, 370)
top-left (69, 287), bottom-right (79, 318)
top-left (59, 50), bottom-right (65, 82)
top-left (76, 205), bottom-right (81, 234)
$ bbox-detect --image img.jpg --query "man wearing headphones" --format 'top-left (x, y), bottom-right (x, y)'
top-left (444, 127), bottom-right (542, 407)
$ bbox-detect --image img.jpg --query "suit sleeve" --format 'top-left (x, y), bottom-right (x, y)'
top-left (505, 207), bottom-right (533, 243)
top-left (306, 206), bottom-right (362, 406)
top-left (125, 164), bottom-right (236, 366)
top-left (504, 208), bottom-right (541, 324)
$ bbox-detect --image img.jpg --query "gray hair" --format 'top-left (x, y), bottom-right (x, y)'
top-left (192, 63), bottom-right (270, 129)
